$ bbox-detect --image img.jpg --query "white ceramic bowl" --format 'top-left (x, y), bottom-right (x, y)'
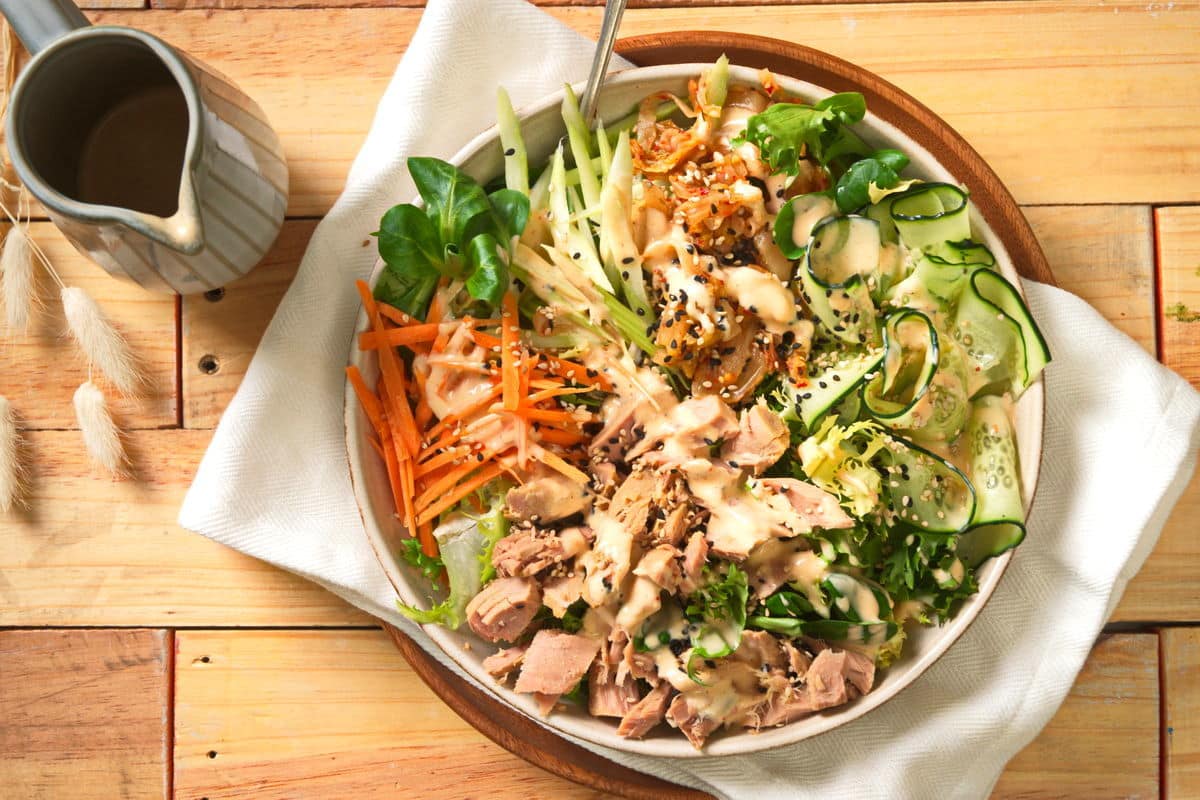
top-left (345, 63), bottom-right (1044, 758)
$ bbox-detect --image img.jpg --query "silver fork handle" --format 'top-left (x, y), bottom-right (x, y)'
top-left (579, 0), bottom-right (628, 128)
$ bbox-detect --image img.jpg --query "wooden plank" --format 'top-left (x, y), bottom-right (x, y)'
top-left (1156, 206), bottom-right (1200, 388)
top-left (0, 429), bottom-right (370, 626)
top-left (992, 633), bottom-right (1160, 799)
top-left (0, 223), bottom-right (177, 430)
top-left (174, 629), bottom-right (1158, 799)
top-left (0, 629), bottom-right (169, 800)
top-left (149, 0), bottom-right (940, 8)
top-left (1117, 468), bottom-right (1200, 624)
top-left (181, 219), bottom-right (316, 428)
top-left (174, 629), bottom-right (613, 800)
top-left (83, 3), bottom-right (1200, 216)
top-left (1025, 205), bottom-right (1156, 355)
top-left (1164, 627), bottom-right (1200, 800)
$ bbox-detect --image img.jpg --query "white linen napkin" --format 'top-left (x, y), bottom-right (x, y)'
top-left (180, 0), bottom-right (1200, 797)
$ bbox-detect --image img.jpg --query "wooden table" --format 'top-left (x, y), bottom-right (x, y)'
top-left (1, 1), bottom-right (1198, 798)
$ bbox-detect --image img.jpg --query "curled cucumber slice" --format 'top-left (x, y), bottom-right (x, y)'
top-left (954, 268), bottom-right (1050, 398)
top-left (798, 215), bottom-right (882, 346)
top-left (958, 395), bottom-right (1026, 567)
top-left (891, 183), bottom-right (971, 252)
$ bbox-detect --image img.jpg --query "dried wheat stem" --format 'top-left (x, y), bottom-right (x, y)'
top-left (73, 381), bottom-right (125, 476)
top-left (61, 286), bottom-right (142, 395)
top-left (2, 223), bottom-right (36, 331)
top-left (0, 395), bottom-right (24, 510)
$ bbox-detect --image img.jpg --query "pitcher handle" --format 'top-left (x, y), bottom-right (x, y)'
top-left (0, 0), bottom-right (89, 56)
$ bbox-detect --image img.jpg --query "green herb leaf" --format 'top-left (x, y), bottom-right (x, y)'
top-left (685, 564), bottom-right (749, 659)
top-left (398, 538), bottom-right (444, 582)
top-left (464, 233), bottom-right (508, 306)
top-left (737, 92), bottom-right (870, 176)
top-left (835, 150), bottom-right (910, 213)
top-left (487, 189), bottom-right (531, 242)
top-left (407, 156), bottom-right (492, 257)
top-left (373, 203), bottom-right (442, 317)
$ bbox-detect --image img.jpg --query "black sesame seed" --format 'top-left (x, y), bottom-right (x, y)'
top-left (504, 147), bottom-right (515, 156)
top-left (572, 252), bottom-right (581, 260)
top-left (622, 256), bottom-right (635, 265)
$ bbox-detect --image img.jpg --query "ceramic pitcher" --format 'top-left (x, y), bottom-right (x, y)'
top-left (0, 0), bottom-right (288, 294)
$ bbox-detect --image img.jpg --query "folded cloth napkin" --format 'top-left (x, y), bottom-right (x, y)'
top-left (180, 0), bottom-right (1200, 796)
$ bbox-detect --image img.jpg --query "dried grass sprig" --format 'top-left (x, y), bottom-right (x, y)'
top-left (73, 380), bottom-right (125, 476)
top-left (61, 286), bottom-right (142, 395)
top-left (0, 395), bottom-right (25, 510)
top-left (2, 223), bottom-right (36, 331)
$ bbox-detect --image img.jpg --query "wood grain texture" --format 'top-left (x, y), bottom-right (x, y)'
top-left (0, 222), bottom-right (177, 430)
top-left (175, 629), bottom-right (1159, 800)
top-left (1025, 205), bottom-right (1156, 355)
top-left (1117, 468), bottom-right (1200, 624)
top-left (83, 2), bottom-right (1200, 216)
top-left (0, 629), bottom-right (169, 800)
top-left (181, 219), bottom-right (316, 428)
top-left (991, 634), bottom-right (1160, 798)
top-left (1156, 206), bottom-right (1200, 389)
top-left (148, 0), bottom-right (944, 7)
top-left (1164, 627), bottom-right (1200, 800)
top-left (174, 629), bottom-right (615, 800)
top-left (0, 429), bottom-right (369, 626)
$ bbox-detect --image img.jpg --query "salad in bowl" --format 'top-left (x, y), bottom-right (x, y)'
top-left (346, 58), bottom-right (1048, 752)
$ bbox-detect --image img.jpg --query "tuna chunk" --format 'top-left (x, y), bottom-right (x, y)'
top-left (730, 630), bottom-right (786, 671)
top-left (608, 469), bottom-right (664, 536)
top-left (841, 648), bottom-right (876, 695)
top-left (654, 504), bottom-right (691, 547)
top-left (666, 693), bottom-right (723, 749)
top-left (482, 644), bottom-right (527, 680)
top-left (721, 402), bottom-right (789, 475)
top-left (588, 659), bottom-right (640, 718)
top-left (754, 688), bottom-right (815, 728)
top-left (615, 576), bottom-right (664, 634)
top-left (465, 577), bottom-right (541, 643)
top-left (541, 568), bottom-right (584, 618)
top-left (758, 478), bottom-right (854, 531)
top-left (627, 395), bottom-right (739, 466)
top-left (618, 682), bottom-right (675, 739)
top-left (492, 526), bottom-right (591, 577)
top-left (781, 640), bottom-right (812, 676)
top-left (805, 649), bottom-right (849, 710)
top-left (633, 544), bottom-right (683, 591)
top-left (514, 629), bottom-right (600, 696)
top-left (505, 475), bottom-right (591, 523)
top-left (679, 531), bottom-right (709, 594)
top-left (622, 637), bottom-right (659, 683)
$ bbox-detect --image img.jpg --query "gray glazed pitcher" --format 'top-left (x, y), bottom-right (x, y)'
top-left (0, 0), bottom-right (288, 294)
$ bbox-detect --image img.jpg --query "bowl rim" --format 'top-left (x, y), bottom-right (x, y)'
top-left (344, 61), bottom-right (1044, 758)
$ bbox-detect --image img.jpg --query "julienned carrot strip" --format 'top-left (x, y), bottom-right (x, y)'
top-left (422, 383), bottom-right (503, 445)
top-left (501, 292), bottom-right (520, 412)
top-left (377, 304), bottom-right (422, 327)
top-left (358, 281), bottom-right (420, 460)
top-left (415, 446), bottom-right (471, 477)
top-left (416, 463), bottom-right (505, 526)
top-left (534, 354), bottom-right (612, 390)
top-left (375, 413), bottom-right (407, 531)
top-left (346, 366), bottom-right (384, 433)
top-left (535, 427), bottom-right (588, 447)
top-left (415, 443), bottom-right (511, 510)
top-left (358, 324), bottom-right (442, 350)
top-left (525, 385), bottom-right (588, 405)
top-left (412, 368), bottom-right (434, 431)
top-left (529, 442), bottom-right (590, 485)
top-left (530, 378), bottom-right (567, 390)
top-left (520, 408), bottom-right (584, 425)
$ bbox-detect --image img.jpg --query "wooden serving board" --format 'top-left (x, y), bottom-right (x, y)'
top-left (381, 30), bottom-right (1056, 800)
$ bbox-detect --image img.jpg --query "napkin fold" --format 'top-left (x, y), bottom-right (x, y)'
top-left (180, 1), bottom-right (1200, 797)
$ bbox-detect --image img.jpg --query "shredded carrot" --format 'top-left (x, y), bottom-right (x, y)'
top-left (501, 292), bottom-right (521, 412)
top-left (530, 378), bottom-right (568, 390)
top-left (529, 442), bottom-right (590, 484)
top-left (415, 444), bottom-right (511, 510)
top-left (535, 427), bottom-right (589, 447)
top-left (416, 463), bottom-right (505, 526)
top-left (378, 304), bottom-right (421, 327)
top-left (357, 281), bottom-right (421, 460)
top-left (534, 352), bottom-right (611, 390)
top-left (358, 324), bottom-right (443, 350)
top-left (519, 407), bottom-right (585, 425)
top-left (422, 383), bottom-right (503, 445)
top-left (525, 385), bottom-right (589, 405)
top-left (346, 366), bottom-right (384, 432)
top-left (415, 446), bottom-right (472, 477)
